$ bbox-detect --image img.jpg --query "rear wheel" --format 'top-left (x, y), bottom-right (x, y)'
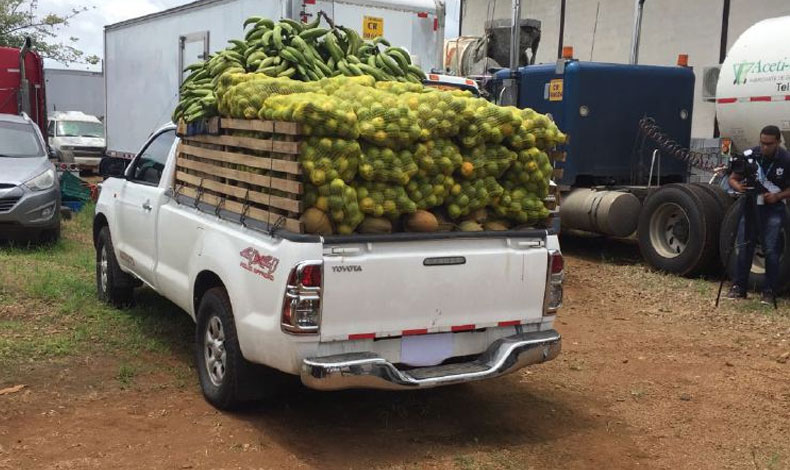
top-left (195, 287), bottom-right (283, 410)
top-left (638, 184), bottom-right (711, 276)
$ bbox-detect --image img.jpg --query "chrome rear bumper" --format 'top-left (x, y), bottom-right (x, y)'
top-left (301, 329), bottom-right (561, 391)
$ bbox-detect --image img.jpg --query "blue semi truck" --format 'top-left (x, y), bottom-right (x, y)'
top-left (485, 54), bottom-right (790, 291)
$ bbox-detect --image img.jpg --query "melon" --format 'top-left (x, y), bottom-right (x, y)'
top-left (405, 210), bottom-right (439, 232)
top-left (301, 208), bottom-right (334, 235)
top-left (484, 220), bottom-right (510, 231)
top-left (458, 220), bottom-right (483, 232)
top-left (358, 216), bottom-right (393, 234)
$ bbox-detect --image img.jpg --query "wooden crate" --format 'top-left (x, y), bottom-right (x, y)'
top-left (175, 117), bottom-right (306, 233)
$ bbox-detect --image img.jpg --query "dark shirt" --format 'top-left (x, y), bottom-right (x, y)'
top-left (742, 146), bottom-right (790, 205)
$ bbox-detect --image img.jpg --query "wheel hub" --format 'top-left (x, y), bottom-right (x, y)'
top-left (649, 202), bottom-right (691, 258)
top-left (204, 316), bottom-right (227, 387)
top-left (100, 246), bottom-right (108, 293)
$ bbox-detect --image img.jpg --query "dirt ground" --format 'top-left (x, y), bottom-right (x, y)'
top-left (1, 236), bottom-right (788, 470)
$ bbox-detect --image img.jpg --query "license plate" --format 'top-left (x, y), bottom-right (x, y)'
top-left (400, 333), bottom-right (454, 367)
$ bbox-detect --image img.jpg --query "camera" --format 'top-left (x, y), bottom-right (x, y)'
top-left (729, 149), bottom-right (762, 190)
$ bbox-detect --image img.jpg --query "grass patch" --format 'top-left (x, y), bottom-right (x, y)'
top-left (117, 363), bottom-right (138, 389)
top-left (0, 203), bottom-right (193, 372)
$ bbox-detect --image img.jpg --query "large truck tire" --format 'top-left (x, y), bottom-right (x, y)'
top-left (692, 182), bottom-right (733, 214)
top-left (637, 184), bottom-right (715, 276)
top-left (718, 201), bottom-right (790, 293)
top-left (685, 183), bottom-right (726, 271)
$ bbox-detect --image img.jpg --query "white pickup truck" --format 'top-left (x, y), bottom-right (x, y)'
top-left (93, 124), bottom-right (564, 410)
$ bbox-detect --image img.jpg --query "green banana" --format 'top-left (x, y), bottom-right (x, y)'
top-left (243, 16), bottom-right (265, 29)
top-left (245, 27), bottom-right (266, 42)
top-left (279, 19), bottom-right (304, 33)
top-left (280, 46), bottom-right (306, 65)
top-left (259, 56), bottom-right (277, 68)
top-left (324, 33), bottom-right (344, 63)
top-left (255, 18), bottom-right (275, 30)
top-left (305, 68), bottom-right (320, 81)
top-left (379, 51), bottom-right (403, 76)
top-left (346, 62), bottom-right (363, 76)
top-left (261, 30), bottom-right (274, 48)
top-left (304, 15), bottom-right (321, 29)
top-left (277, 67), bottom-right (296, 77)
top-left (327, 57), bottom-right (336, 70)
top-left (222, 50), bottom-right (244, 63)
top-left (246, 51), bottom-right (269, 64)
top-left (296, 63), bottom-right (308, 77)
top-left (336, 59), bottom-right (352, 76)
top-left (357, 63), bottom-right (386, 81)
top-left (314, 59), bottom-right (332, 76)
top-left (373, 37), bottom-right (391, 47)
top-left (272, 25), bottom-right (284, 50)
top-left (346, 54), bottom-right (361, 64)
top-left (340, 26), bottom-right (362, 55)
top-left (407, 64), bottom-right (427, 80)
top-left (386, 47), bottom-right (412, 67)
top-left (299, 27), bottom-right (328, 41)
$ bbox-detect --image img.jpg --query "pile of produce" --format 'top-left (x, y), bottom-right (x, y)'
top-left (173, 16), bottom-right (566, 235)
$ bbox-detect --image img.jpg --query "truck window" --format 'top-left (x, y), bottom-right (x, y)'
top-left (129, 130), bottom-right (175, 186)
top-left (47, 121), bottom-right (55, 137)
top-left (56, 121), bottom-right (105, 138)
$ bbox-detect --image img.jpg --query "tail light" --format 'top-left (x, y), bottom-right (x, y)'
top-left (543, 250), bottom-right (564, 315)
top-left (281, 261), bottom-right (323, 334)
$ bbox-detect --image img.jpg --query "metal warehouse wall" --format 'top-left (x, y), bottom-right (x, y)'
top-left (461, 0), bottom-right (790, 140)
top-left (45, 68), bottom-right (105, 118)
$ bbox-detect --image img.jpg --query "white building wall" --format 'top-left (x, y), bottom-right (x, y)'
top-left (461, 0), bottom-right (790, 138)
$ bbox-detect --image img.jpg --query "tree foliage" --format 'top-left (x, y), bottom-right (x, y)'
top-left (0, 0), bottom-right (99, 65)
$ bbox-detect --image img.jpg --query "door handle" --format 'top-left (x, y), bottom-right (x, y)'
top-left (142, 201), bottom-right (152, 212)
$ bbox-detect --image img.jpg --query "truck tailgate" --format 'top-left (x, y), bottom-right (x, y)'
top-left (320, 235), bottom-right (549, 342)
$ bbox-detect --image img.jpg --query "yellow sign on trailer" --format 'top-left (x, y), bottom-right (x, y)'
top-left (363, 16), bottom-right (383, 39)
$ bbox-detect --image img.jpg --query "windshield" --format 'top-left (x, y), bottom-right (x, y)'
top-left (0, 122), bottom-right (44, 158)
top-left (56, 120), bottom-right (105, 138)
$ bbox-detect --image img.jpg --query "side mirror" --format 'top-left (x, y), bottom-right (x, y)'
top-left (47, 147), bottom-right (60, 160)
top-left (99, 157), bottom-right (129, 179)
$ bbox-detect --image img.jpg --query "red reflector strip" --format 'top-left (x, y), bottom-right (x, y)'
top-left (498, 320), bottom-right (521, 327)
top-left (417, 11), bottom-right (428, 18)
top-left (786, 95), bottom-right (790, 101)
top-left (451, 324), bottom-right (475, 332)
top-left (428, 73), bottom-right (439, 81)
top-left (750, 96), bottom-right (771, 102)
top-left (717, 98), bottom-right (737, 104)
top-left (402, 328), bottom-right (428, 336)
top-left (433, 18), bottom-right (438, 31)
top-left (348, 333), bottom-right (375, 340)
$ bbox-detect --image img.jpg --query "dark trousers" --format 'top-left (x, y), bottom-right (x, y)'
top-left (735, 202), bottom-right (786, 293)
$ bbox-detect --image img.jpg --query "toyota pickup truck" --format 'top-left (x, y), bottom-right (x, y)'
top-left (93, 124), bottom-right (564, 410)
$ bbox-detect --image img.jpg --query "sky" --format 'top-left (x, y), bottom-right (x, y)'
top-left (40, 0), bottom-right (190, 71)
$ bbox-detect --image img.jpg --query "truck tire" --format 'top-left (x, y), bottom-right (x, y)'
top-left (719, 201), bottom-right (790, 293)
top-left (684, 184), bottom-right (725, 271)
top-left (637, 184), bottom-right (712, 276)
top-left (96, 226), bottom-right (134, 307)
top-left (195, 287), bottom-right (282, 410)
top-left (692, 182), bottom-right (733, 212)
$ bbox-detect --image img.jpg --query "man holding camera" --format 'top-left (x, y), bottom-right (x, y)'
top-left (727, 125), bottom-right (790, 302)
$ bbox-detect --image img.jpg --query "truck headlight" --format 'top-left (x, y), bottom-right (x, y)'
top-left (25, 168), bottom-right (56, 191)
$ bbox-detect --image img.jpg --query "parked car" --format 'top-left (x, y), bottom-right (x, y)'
top-left (47, 111), bottom-right (106, 171)
top-left (0, 113), bottom-right (60, 242)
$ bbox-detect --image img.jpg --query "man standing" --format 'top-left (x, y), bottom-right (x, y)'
top-left (727, 125), bottom-right (790, 302)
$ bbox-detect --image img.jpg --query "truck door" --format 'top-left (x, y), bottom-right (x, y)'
top-left (115, 129), bottom-right (176, 286)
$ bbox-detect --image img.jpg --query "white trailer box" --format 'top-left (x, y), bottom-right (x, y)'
top-left (104, 0), bottom-right (444, 155)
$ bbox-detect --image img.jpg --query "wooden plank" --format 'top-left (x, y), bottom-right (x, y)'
top-left (207, 117), bottom-right (220, 134)
top-left (274, 121), bottom-right (303, 135)
top-left (179, 186), bottom-right (302, 233)
top-left (177, 156), bottom-right (302, 195)
top-left (272, 140), bottom-right (300, 154)
top-left (552, 168), bottom-right (564, 180)
top-left (176, 171), bottom-right (302, 213)
top-left (177, 120), bottom-right (187, 136)
top-left (185, 134), bottom-right (274, 152)
top-left (220, 118), bottom-right (274, 133)
top-left (179, 143), bottom-right (301, 175)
